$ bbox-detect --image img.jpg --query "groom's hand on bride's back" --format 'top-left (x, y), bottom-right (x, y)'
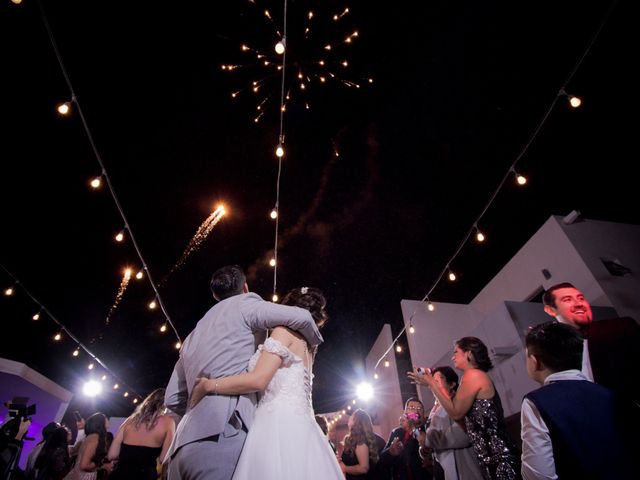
top-left (190, 377), bottom-right (208, 409)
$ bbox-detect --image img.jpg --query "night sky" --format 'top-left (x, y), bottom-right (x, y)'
top-left (1, 0), bottom-right (637, 419)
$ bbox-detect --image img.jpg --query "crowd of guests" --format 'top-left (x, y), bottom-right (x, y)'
top-left (3, 281), bottom-right (639, 480)
top-left (1, 388), bottom-right (174, 480)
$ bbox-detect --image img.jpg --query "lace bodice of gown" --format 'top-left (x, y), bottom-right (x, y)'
top-left (249, 337), bottom-right (313, 415)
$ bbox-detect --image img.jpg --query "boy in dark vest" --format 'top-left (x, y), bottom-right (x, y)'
top-left (521, 321), bottom-right (637, 479)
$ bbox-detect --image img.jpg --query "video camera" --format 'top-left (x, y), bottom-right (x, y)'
top-left (1, 398), bottom-right (36, 444)
top-left (5, 397), bottom-right (36, 420)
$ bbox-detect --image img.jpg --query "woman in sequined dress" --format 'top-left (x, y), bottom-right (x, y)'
top-left (408, 337), bottom-right (520, 480)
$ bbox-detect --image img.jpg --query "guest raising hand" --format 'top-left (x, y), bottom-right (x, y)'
top-left (408, 337), bottom-right (520, 480)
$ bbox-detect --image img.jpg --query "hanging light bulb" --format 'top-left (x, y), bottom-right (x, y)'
top-left (175, 341), bottom-right (182, 349)
top-left (101, 375), bottom-right (107, 381)
top-left (113, 383), bottom-right (119, 389)
top-left (53, 333), bottom-right (62, 341)
top-left (57, 102), bottom-right (71, 115)
top-left (448, 270), bottom-right (456, 281)
top-left (133, 398), bottom-right (139, 404)
top-left (135, 270), bottom-right (144, 280)
top-left (427, 302), bottom-right (435, 312)
top-left (568, 95), bottom-right (582, 108)
top-left (511, 168), bottom-right (527, 185)
top-left (160, 324), bottom-right (167, 333)
top-left (275, 143), bottom-right (284, 158)
top-left (148, 300), bottom-right (157, 310)
top-left (274, 39), bottom-right (286, 54)
top-left (384, 359), bottom-right (390, 368)
top-left (374, 372), bottom-right (379, 379)
top-left (115, 230), bottom-right (125, 242)
top-left (124, 392), bottom-right (129, 397)
top-left (90, 177), bottom-right (102, 189)
top-left (32, 311), bottom-right (41, 321)
top-left (272, 293), bottom-right (279, 302)
top-left (270, 208), bottom-right (278, 219)
top-left (476, 230), bottom-right (485, 242)
top-left (396, 345), bottom-right (403, 353)
top-left (409, 324), bottom-right (415, 334)
top-left (72, 349), bottom-right (80, 357)
top-left (88, 363), bottom-right (94, 370)
top-left (269, 258), bottom-right (276, 267)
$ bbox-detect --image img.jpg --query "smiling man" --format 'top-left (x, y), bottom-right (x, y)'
top-left (542, 282), bottom-right (640, 406)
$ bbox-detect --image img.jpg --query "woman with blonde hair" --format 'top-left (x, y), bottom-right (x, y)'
top-left (339, 409), bottom-right (379, 479)
top-left (107, 388), bottom-right (175, 480)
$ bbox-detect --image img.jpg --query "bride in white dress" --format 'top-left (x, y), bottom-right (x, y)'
top-left (189, 287), bottom-right (343, 480)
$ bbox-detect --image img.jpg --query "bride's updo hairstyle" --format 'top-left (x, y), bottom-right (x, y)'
top-left (281, 287), bottom-right (328, 328)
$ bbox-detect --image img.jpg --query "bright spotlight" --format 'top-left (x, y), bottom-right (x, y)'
top-left (82, 380), bottom-right (103, 397)
top-left (356, 382), bottom-right (374, 401)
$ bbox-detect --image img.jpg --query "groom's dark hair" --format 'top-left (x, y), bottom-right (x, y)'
top-left (210, 265), bottom-right (246, 300)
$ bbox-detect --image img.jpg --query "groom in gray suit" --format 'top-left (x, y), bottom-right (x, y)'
top-left (164, 265), bottom-right (323, 479)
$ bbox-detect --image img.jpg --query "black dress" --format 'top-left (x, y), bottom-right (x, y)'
top-left (110, 444), bottom-right (161, 480)
top-left (341, 446), bottom-right (374, 480)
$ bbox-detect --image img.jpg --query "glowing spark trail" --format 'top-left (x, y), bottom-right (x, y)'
top-left (106, 268), bottom-right (132, 324)
top-left (164, 206), bottom-right (227, 280)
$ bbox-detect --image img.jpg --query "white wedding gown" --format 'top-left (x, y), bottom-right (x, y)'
top-left (232, 337), bottom-right (344, 479)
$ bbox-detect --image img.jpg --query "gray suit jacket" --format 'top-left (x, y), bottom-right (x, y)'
top-left (164, 292), bottom-right (323, 457)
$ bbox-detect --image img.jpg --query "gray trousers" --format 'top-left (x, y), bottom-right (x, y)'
top-left (167, 419), bottom-right (247, 480)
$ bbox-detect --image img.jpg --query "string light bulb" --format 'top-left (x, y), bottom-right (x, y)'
top-left (275, 143), bottom-right (284, 158)
top-left (53, 332), bottom-right (62, 341)
top-left (272, 293), bottom-right (279, 302)
top-left (270, 208), bottom-right (278, 219)
top-left (124, 392), bottom-right (129, 397)
top-left (148, 299), bottom-right (157, 310)
top-left (72, 349), bottom-right (80, 357)
top-left (88, 363), bottom-right (94, 370)
top-left (448, 270), bottom-right (456, 282)
top-left (160, 324), bottom-right (167, 333)
top-left (32, 311), bottom-right (41, 321)
top-left (568, 95), bottom-right (582, 108)
top-left (511, 168), bottom-right (527, 185)
top-left (115, 230), bottom-right (125, 242)
top-left (409, 324), bottom-right (415, 334)
top-left (175, 341), bottom-right (182, 350)
top-left (133, 398), bottom-right (139, 404)
top-left (384, 359), bottom-right (390, 368)
top-left (57, 102), bottom-right (71, 115)
top-left (89, 176), bottom-right (102, 189)
top-left (275, 39), bottom-right (286, 54)
top-left (475, 226), bottom-right (485, 243)
top-left (269, 258), bottom-right (276, 267)
top-left (113, 383), bottom-right (119, 389)
top-left (396, 345), bottom-right (403, 353)
top-left (101, 375), bottom-right (107, 381)
top-left (135, 270), bottom-right (144, 280)
top-left (427, 301), bottom-right (435, 312)
top-left (4, 287), bottom-right (14, 296)
top-left (374, 372), bottom-right (379, 379)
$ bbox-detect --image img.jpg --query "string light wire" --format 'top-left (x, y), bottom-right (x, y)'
top-left (272, 0), bottom-right (288, 299)
top-left (0, 263), bottom-right (141, 399)
top-left (37, 0), bottom-right (180, 342)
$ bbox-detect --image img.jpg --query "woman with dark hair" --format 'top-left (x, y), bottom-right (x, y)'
top-left (190, 287), bottom-right (343, 479)
top-left (339, 409), bottom-right (379, 479)
top-left (107, 388), bottom-right (175, 480)
top-left (68, 413), bottom-right (114, 480)
top-left (31, 427), bottom-right (72, 480)
top-left (409, 338), bottom-right (520, 480)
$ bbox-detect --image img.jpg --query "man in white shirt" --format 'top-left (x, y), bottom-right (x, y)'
top-left (520, 321), bottom-right (636, 480)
